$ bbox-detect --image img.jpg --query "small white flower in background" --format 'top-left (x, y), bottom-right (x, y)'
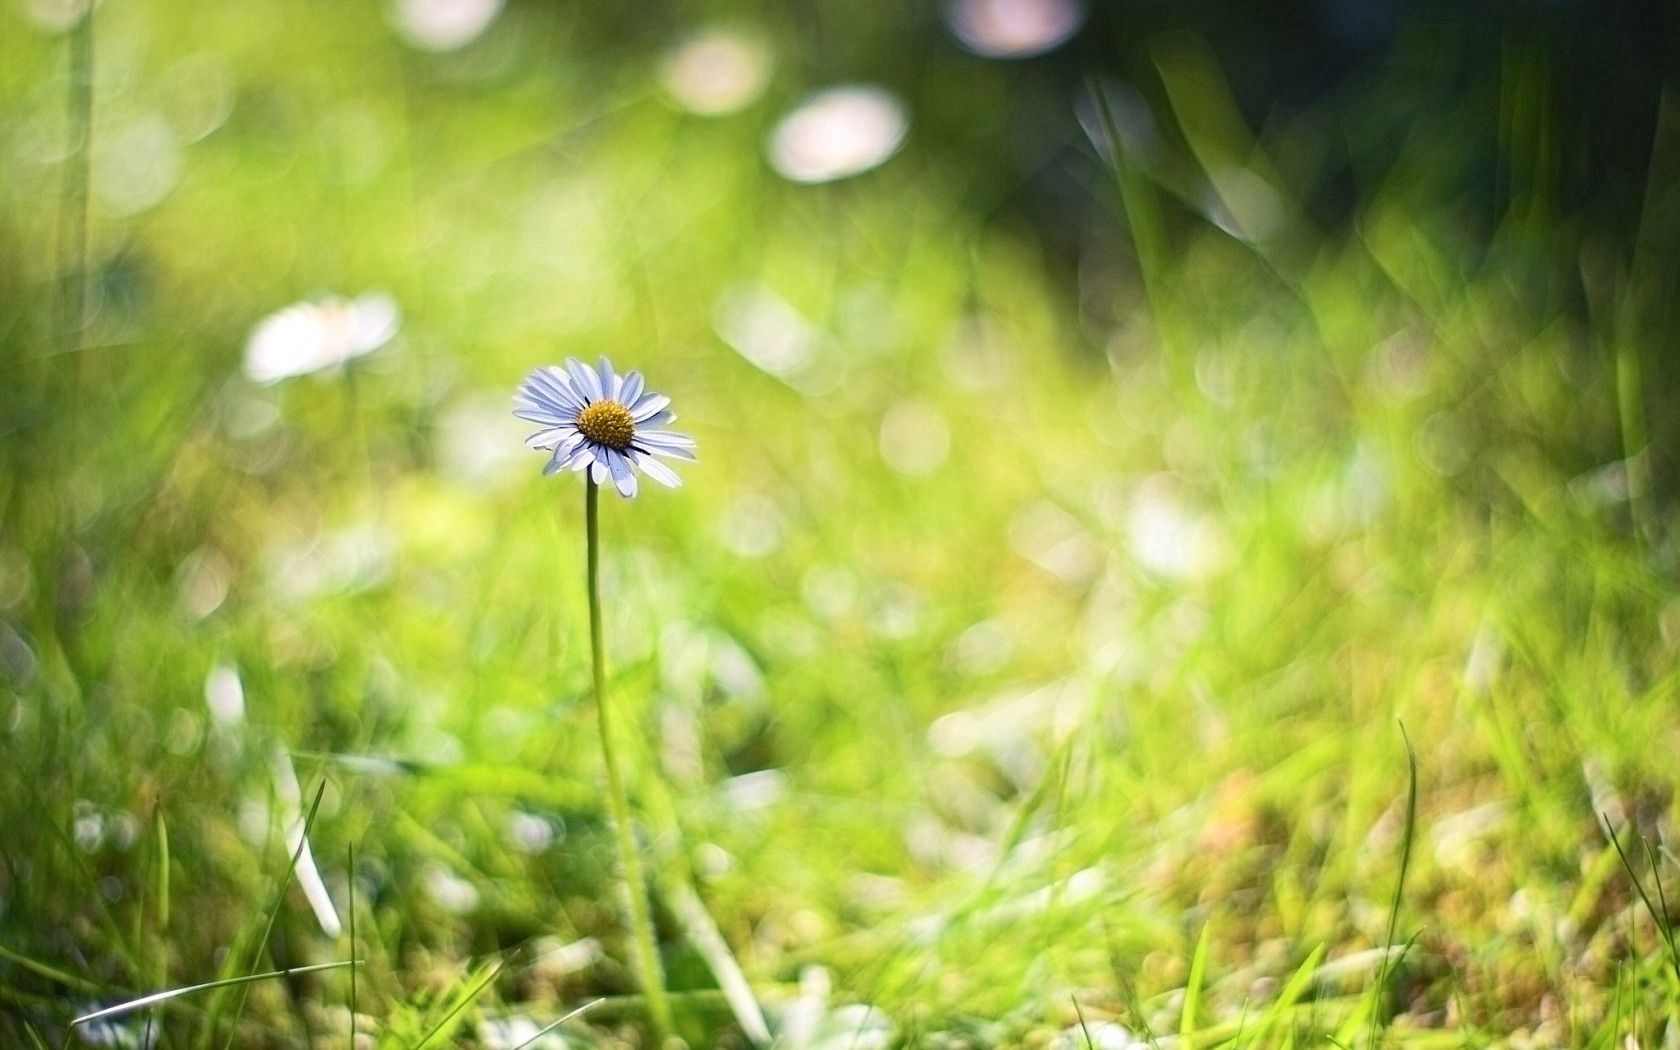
top-left (506, 810), bottom-right (558, 853)
top-left (945, 0), bottom-right (1085, 59)
top-left (478, 1017), bottom-right (546, 1050)
top-left (203, 663), bottom-right (244, 726)
top-left (768, 86), bottom-right (908, 184)
top-left (514, 357), bottom-right (695, 498)
top-left (392, 0), bottom-right (504, 52)
top-left (770, 963), bottom-right (895, 1050)
top-left (660, 27), bottom-right (772, 115)
top-left (243, 293), bottom-right (399, 384)
top-left (1052, 1021), bottom-right (1148, 1050)
top-left (72, 801), bottom-right (105, 853)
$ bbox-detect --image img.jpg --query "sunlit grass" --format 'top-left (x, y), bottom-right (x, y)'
top-left (2, 2), bottom-right (1677, 1047)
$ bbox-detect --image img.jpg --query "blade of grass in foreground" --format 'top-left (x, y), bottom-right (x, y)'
top-left (0, 943), bottom-right (103, 994)
top-left (21, 1020), bottom-right (50, 1050)
top-left (665, 876), bottom-right (772, 1046)
top-left (1366, 723), bottom-right (1419, 1047)
top-left (1603, 816), bottom-right (1680, 987)
top-left (74, 962), bottom-right (355, 1027)
top-left (1180, 921), bottom-right (1212, 1041)
top-left (1071, 994), bottom-right (1094, 1047)
top-left (1249, 945), bottom-right (1325, 1043)
top-left (154, 811), bottom-right (171, 971)
top-left (347, 841), bottom-right (357, 1050)
top-left (507, 998), bottom-right (603, 1050)
top-left (413, 954), bottom-right (513, 1048)
top-left (209, 778), bottom-right (328, 1049)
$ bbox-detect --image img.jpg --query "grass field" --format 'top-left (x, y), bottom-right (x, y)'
top-left (3, 3), bottom-right (1678, 1047)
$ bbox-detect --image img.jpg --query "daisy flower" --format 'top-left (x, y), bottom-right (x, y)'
top-left (514, 357), bottom-right (695, 497)
top-left (243, 292), bottom-right (399, 384)
top-left (767, 85), bottom-right (907, 184)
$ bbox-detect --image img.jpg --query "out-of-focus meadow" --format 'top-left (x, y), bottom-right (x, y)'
top-left (3, 0), bottom-right (1680, 1045)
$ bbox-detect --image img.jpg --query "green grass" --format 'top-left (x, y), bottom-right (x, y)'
top-left (2, 3), bottom-right (1677, 1047)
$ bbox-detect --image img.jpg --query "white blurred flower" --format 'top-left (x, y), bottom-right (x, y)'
top-left (243, 293), bottom-right (399, 384)
top-left (1125, 476), bottom-right (1222, 580)
top-left (392, 0), bottom-right (503, 51)
top-left (204, 663), bottom-right (244, 726)
top-left (479, 1017), bottom-right (547, 1050)
top-left (945, 0), bottom-right (1084, 58)
top-left (660, 27), bottom-right (772, 115)
top-left (507, 811), bottom-right (557, 853)
top-left (797, 1004), bottom-right (894, 1050)
top-left (73, 801), bottom-right (105, 853)
top-left (1052, 1021), bottom-right (1147, 1050)
top-left (768, 86), bottom-right (907, 184)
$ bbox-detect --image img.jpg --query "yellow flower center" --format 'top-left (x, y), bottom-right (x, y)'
top-left (577, 399), bottom-right (635, 450)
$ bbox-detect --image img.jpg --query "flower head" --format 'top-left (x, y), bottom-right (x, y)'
top-left (767, 85), bottom-right (907, 184)
top-left (514, 357), bottom-right (695, 498)
top-left (244, 292), bottom-right (399, 384)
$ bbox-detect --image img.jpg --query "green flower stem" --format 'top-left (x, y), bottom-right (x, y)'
top-left (585, 476), bottom-right (674, 1043)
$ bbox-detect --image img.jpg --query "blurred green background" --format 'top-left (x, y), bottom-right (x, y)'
top-left (3, 0), bottom-right (1679, 1046)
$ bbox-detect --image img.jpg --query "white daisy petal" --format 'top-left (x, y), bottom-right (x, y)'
top-left (619, 371), bottom-right (644, 407)
top-left (644, 443), bottom-right (698, 463)
top-left (631, 396), bottom-right (672, 422)
top-left (606, 448), bottom-right (638, 498)
top-left (632, 390), bottom-right (667, 412)
top-left (514, 407), bottom-right (571, 426)
top-left (567, 358), bottom-right (602, 401)
top-left (631, 451), bottom-right (682, 488)
top-left (530, 368), bottom-right (584, 411)
top-left (551, 363), bottom-right (589, 399)
top-left (637, 408), bottom-right (676, 428)
top-left (590, 458), bottom-right (611, 484)
top-left (597, 357), bottom-right (618, 400)
top-left (524, 425), bottom-right (575, 449)
top-left (637, 429), bottom-right (696, 448)
top-left (516, 395), bottom-right (568, 419)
